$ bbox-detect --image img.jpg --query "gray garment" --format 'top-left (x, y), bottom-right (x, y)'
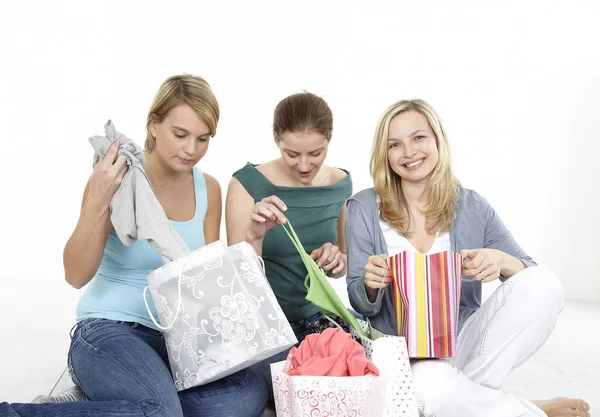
top-left (89, 120), bottom-right (190, 264)
top-left (345, 187), bottom-right (537, 336)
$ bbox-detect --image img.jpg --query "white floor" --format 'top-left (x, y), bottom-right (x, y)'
top-left (502, 301), bottom-right (600, 409)
top-left (1, 279), bottom-right (598, 414)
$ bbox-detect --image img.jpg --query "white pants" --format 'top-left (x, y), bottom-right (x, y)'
top-left (411, 266), bottom-right (564, 417)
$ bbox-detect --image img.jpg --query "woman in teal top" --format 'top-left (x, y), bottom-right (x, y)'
top-left (225, 92), bottom-right (352, 400)
top-left (4, 75), bottom-right (268, 417)
top-left (230, 162), bottom-right (351, 322)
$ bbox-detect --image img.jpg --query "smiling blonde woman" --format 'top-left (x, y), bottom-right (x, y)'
top-left (345, 99), bottom-right (590, 417)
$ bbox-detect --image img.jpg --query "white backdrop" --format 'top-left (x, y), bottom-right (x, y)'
top-left (0, 0), bottom-right (599, 402)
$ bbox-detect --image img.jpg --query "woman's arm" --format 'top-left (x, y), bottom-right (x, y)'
top-left (462, 192), bottom-right (536, 282)
top-left (225, 176), bottom-right (258, 250)
top-left (345, 199), bottom-right (384, 317)
top-left (327, 204), bottom-right (348, 278)
top-left (63, 142), bottom-right (127, 289)
top-left (225, 177), bottom-right (287, 256)
top-left (203, 173), bottom-right (222, 244)
top-left (482, 197), bottom-right (535, 279)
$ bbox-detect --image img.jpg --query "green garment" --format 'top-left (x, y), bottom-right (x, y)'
top-left (280, 220), bottom-right (365, 336)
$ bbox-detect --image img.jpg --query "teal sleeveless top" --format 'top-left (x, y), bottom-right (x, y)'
top-left (233, 162), bottom-right (352, 322)
top-left (76, 167), bottom-right (208, 330)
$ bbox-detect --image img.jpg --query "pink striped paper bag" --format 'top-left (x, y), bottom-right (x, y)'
top-left (388, 250), bottom-right (462, 358)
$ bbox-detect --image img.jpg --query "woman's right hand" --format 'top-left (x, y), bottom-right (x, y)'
top-left (87, 141), bottom-right (129, 207)
top-left (63, 141), bottom-right (128, 289)
top-left (364, 254), bottom-right (392, 301)
top-left (248, 195), bottom-right (288, 240)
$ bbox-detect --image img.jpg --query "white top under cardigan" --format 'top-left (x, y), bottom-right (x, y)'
top-left (379, 219), bottom-right (451, 256)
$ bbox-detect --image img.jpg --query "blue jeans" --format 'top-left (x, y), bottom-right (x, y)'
top-left (0, 318), bottom-right (268, 417)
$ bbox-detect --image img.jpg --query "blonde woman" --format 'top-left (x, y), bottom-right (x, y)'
top-left (345, 99), bottom-right (590, 417)
top-left (1, 75), bottom-right (267, 417)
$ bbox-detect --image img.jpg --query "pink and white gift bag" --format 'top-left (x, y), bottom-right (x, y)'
top-left (271, 330), bottom-right (419, 417)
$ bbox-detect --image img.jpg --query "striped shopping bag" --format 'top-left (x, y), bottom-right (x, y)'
top-left (388, 250), bottom-right (462, 358)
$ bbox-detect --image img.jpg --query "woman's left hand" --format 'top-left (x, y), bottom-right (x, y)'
top-left (310, 243), bottom-right (345, 276)
top-left (460, 248), bottom-right (505, 283)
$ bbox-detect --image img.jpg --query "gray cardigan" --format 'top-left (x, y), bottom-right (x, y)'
top-left (345, 187), bottom-right (536, 335)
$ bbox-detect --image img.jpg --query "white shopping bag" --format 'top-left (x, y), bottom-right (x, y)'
top-left (270, 361), bottom-right (379, 417)
top-left (350, 319), bottom-right (420, 417)
top-left (144, 241), bottom-right (297, 390)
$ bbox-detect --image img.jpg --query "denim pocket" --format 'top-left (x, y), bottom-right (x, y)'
top-left (75, 318), bottom-right (115, 351)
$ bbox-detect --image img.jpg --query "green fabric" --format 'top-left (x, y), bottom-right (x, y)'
top-left (280, 220), bottom-right (365, 336)
top-left (233, 162), bottom-right (352, 322)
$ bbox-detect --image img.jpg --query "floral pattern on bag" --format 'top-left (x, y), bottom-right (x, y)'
top-left (174, 368), bottom-right (200, 392)
top-left (272, 362), bottom-right (377, 417)
top-left (202, 256), bottom-right (223, 270)
top-left (146, 241), bottom-right (297, 390)
top-left (151, 290), bottom-right (175, 325)
top-left (209, 293), bottom-right (259, 344)
top-left (265, 327), bottom-right (296, 348)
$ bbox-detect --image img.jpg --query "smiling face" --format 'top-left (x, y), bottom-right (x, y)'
top-left (276, 130), bottom-right (329, 185)
top-left (149, 103), bottom-right (211, 172)
top-left (386, 110), bottom-right (439, 185)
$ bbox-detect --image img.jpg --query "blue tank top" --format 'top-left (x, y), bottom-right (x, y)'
top-left (76, 167), bottom-right (208, 330)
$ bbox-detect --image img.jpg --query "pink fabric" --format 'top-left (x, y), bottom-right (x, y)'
top-left (286, 328), bottom-right (380, 377)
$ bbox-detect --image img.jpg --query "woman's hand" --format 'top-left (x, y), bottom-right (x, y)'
top-left (364, 254), bottom-right (392, 302)
top-left (87, 141), bottom-right (128, 207)
top-left (248, 195), bottom-right (287, 241)
top-left (461, 248), bottom-right (527, 281)
top-left (460, 248), bottom-right (505, 282)
top-left (310, 243), bottom-right (345, 276)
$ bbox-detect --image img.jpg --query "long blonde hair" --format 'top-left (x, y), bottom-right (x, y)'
top-left (145, 74), bottom-right (220, 152)
top-left (370, 99), bottom-right (461, 237)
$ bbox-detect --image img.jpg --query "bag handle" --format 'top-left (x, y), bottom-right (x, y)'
top-left (143, 259), bottom-right (186, 330)
top-left (375, 261), bottom-right (389, 307)
top-left (322, 314), bottom-right (344, 330)
top-left (257, 255), bottom-right (266, 273)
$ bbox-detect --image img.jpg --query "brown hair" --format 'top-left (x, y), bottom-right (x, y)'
top-left (273, 92), bottom-right (333, 140)
top-left (145, 74), bottom-right (220, 152)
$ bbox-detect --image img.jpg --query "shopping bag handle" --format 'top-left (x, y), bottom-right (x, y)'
top-left (143, 259), bottom-right (186, 330)
top-left (322, 314), bottom-right (344, 330)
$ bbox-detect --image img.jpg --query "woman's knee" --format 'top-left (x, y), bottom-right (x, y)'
top-left (69, 320), bottom-right (183, 415)
top-left (233, 369), bottom-right (268, 416)
top-left (137, 399), bottom-right (183, 417)
top-left (411, 360), bottom-right (461, 408)
top-left (509, 266), bottom-right (564, 310)
top-left (180, 369), bottom-right (268, 417)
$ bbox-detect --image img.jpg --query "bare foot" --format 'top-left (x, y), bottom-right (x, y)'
top-left (532, 397), bottom-right (591, 417)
